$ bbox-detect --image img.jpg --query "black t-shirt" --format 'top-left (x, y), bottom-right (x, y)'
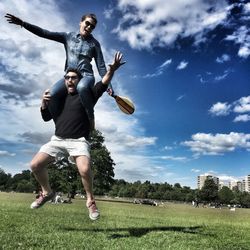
top-left (41, 81), bottom-right (107, 140)
top-left (55, 93), bottom-right (90, 139)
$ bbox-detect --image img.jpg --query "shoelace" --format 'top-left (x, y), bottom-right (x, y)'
top-left (88, 201), bottom-right (98, 212)
top-left (36, 193), bottom-right (45, 204)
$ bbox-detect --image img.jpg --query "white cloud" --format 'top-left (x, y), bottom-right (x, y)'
top-left (218, 175), bottom-right (238, 182)
top-left (182, 132), bottom-right (250, 156)
top-left (159, 59), bottom-right (172, 69)
top-left (214, 69), bottom-right (231, 81)
top-left (209, 96), bottom-right (250, 122)
top-left (161, 155), bottom-right (188, 162)
top-left (164, 146), bottom-right (173, 151)
top-left (233, 114), bottom-right (250, 123)
top-left (233, 96), bottom-right (250, 113)
top-left (216, 54), bottom-right (231, 63)
top-left (245, 3), bottom-right (250, 13)
top-left (238, 46), bottom-right (250, 58)
top-left (209, 102), bottom-right (231, 116)
top-left (110, 153), bottom-right (174, 183)
top-left (225, 26), bottom-right (250, 58)
top-left (176, 94), bottom-right (185, 102)
top-left (114, 0), bottom-right (229, 49)
top-left (0, 150), bottom-right (15, 157)
top-left (191, 169), bottom-right (201, 173)
top-left (134, 58), bottom-right (172, 78)
top-left (0, 0), bottom-right (69, 99)
top-left (177, 61), bottom-right (188, 70)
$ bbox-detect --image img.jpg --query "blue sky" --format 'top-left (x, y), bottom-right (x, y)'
top-left (0, 0), bottom-right (250, 188)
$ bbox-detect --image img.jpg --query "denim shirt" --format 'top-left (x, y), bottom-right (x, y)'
top-left (23, 22), bottom-right (107, 77)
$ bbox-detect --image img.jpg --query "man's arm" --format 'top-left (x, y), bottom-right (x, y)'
top-left (93, 51), bottom-right (125, 102)
top-left (102, 51), bottom-right (125, 85)
top-left (5, 13), bottom-right (66, 43)
top-left (40, 89), bottom-right (53, 122)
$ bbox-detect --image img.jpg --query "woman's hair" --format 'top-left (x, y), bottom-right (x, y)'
top-left (81, 13), bottom-right (97, 24)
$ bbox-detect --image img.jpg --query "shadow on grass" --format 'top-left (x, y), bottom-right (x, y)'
top-left (61, 225), bottom-right (206, 239)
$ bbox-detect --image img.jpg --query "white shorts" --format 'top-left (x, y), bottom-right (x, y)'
top-left (39, 135), bottom-right (90, 163)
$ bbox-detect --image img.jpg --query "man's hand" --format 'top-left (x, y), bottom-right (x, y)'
top-left (5, 13), bottom-right (24, 26)
top-left (108, 51), bottom-right (126, 72)
top-left (102, 51), bottom-right (126, 88)
top-left (41, 89), bottom-right (51, 109)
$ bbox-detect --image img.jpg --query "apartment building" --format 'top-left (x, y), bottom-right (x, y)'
top-left (202, 174), bottom-right (250, 192)
top-left (197, 175), bottom-right (219, 190)
top-left (246, 175), bottom-right (250, 192)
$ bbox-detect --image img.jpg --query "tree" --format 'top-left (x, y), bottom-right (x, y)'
top-left (0, 169), bottom-right (12, 191)
top-left (89, 130), bottom-right (115, 195)
top-left (11, 170), bottom-right (35, 192)
top-left (199, 179), bottom-right (218, 203)
top-left (45, 129), bottom-right (115, 196)
top-left (48, 157), bottom-right (81, 197)
top-left (218, 186), bottom-right (234, 204)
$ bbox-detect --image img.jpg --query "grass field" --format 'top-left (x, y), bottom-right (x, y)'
top-left (0, 192), bottom-right (250, 250)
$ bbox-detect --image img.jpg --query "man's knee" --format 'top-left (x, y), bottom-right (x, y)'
top-left (30, 153), bottom-right (51, 172)
top-left (30, 159), bottom-right (43, 173)
top-left (78, 167), bottom-right (91, 178)
top-left (75, 157), bottom-right (91, 177)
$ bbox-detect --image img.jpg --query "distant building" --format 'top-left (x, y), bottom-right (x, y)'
top-left (246, 175), bottom-right (250, 192)
top-left (228, 181), bottom-right (244, 192)
top-left (243, 179), bottom-right (246, 192)
top-left (197, 175), bottom-right (219, 190)
top-left (229, 181), bottom-right (238, 191)
top-left (197, 174), bottom-right (250, 192)
top-left (236, 181), bottom-right (243, 192)
top-left (219, 182), bottom-right (229, 190)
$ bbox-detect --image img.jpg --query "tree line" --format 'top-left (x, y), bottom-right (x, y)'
top-left (1, 130), bottom-right (250, 207)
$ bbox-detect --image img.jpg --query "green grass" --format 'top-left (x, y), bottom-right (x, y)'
top-left (0, 193), bottom-right (250, 250)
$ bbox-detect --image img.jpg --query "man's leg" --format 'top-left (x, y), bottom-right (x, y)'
top-left (74, 155), bottom-right (100, 220)
top-left (30, 152), bottom-right (54, 195)
top-left (30, 152), bottom-right (55, 208)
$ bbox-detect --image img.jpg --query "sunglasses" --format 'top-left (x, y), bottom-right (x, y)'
top-left (85, 20), bottom-right (95, 30)
top-left (64, 75), bottom-right (78, 80)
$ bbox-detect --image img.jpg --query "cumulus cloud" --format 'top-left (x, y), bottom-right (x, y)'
top-left (209, 102), bottom-right (231, 116)
top-left (233, 114), bottom-right (250, 123)
top-left (110, 153), bottom-right (174, 183)
top-left (225, 25), bottom-right (250, 59)
top-left (233, 96), bottom-right (250, 113)
top-left (209, 96), bottom-right (250, 122)
top-left (114, 0), bottom-right (230, 50)
top-left (0, 0), bottom-right (68, 101)
top-left (176, 61), bottom-right (188, 70)
top-left (182, 132), bottom-right (250, 156)
top-left (216, 54), bottom-right (231, 63)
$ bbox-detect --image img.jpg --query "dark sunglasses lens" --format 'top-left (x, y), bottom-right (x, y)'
top-left (65, 76), bottom-right (77, 80)
top-left (85, 21), bottom-right (95, 29)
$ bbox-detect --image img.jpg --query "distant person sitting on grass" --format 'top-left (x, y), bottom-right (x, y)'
top-left (29, 52), bottom-right (125, 221)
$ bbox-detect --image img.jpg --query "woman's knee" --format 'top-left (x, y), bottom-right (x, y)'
top-left (50, 78), bottom-right (67, 97)
top-left (77, 76), bottom-right (95, 91)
